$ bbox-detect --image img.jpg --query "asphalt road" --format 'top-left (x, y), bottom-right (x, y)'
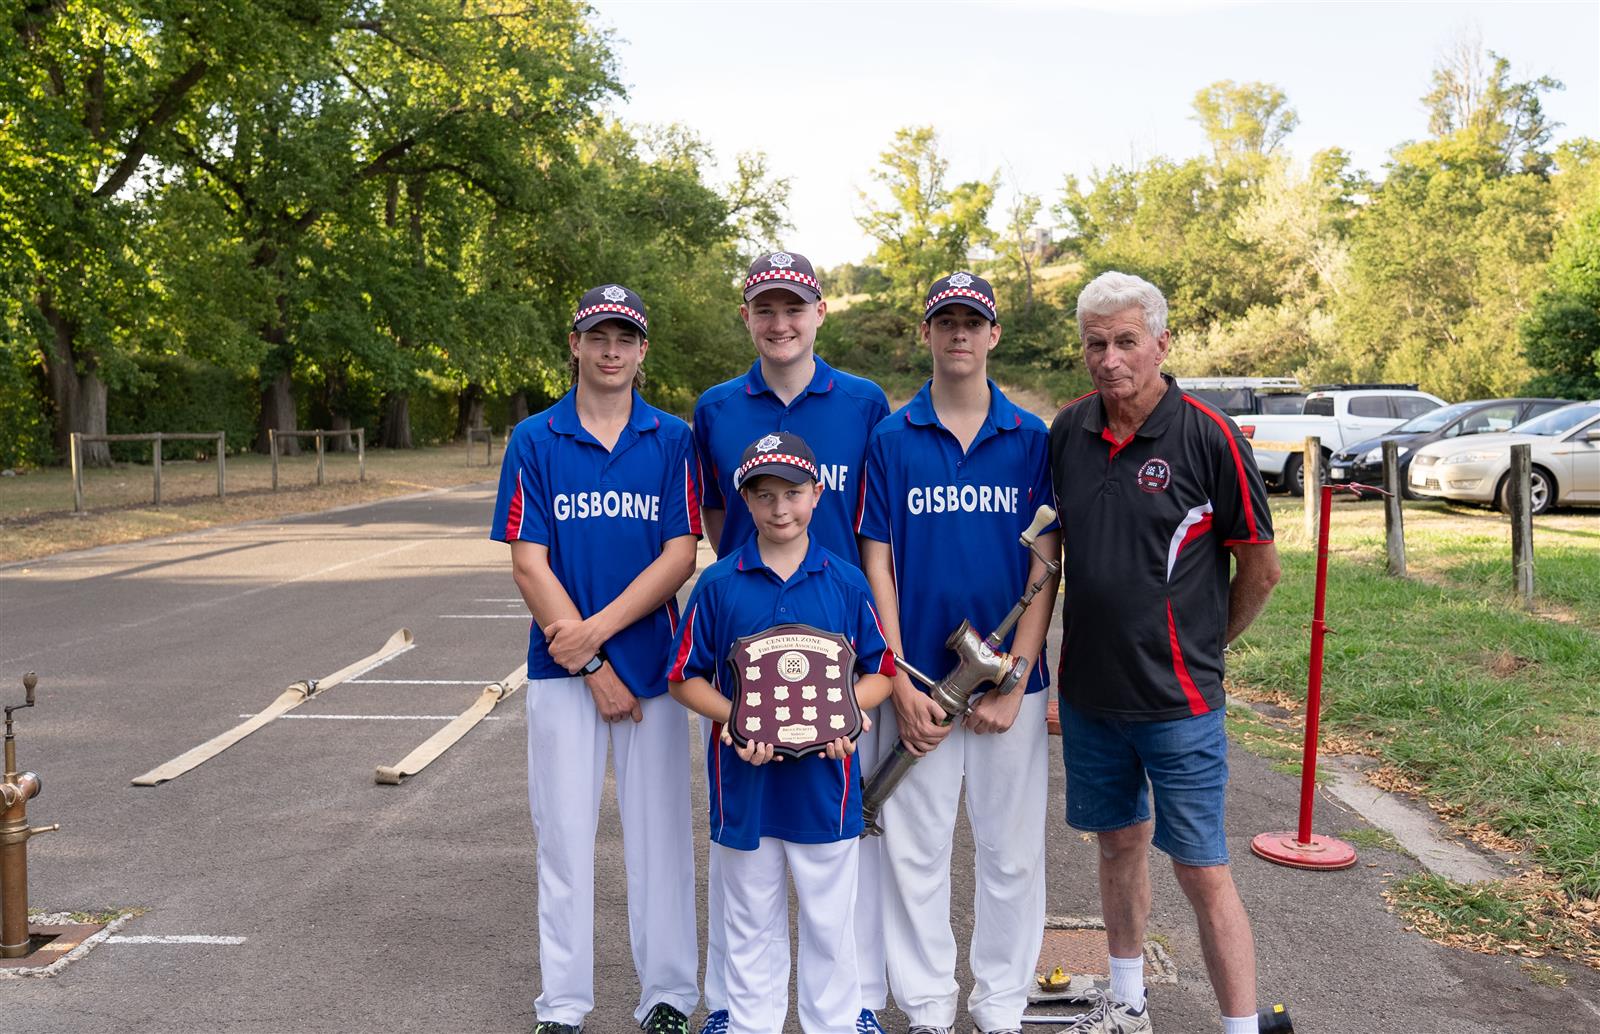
top-left (2, 484), bottom-right (1596, 1033)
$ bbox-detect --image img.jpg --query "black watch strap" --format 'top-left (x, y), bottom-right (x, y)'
top-left (576, 649), bottom-right (606, 677)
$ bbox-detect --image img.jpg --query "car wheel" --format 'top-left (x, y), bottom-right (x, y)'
top-left (1283, 453), bottom-right (1304, 496)
top-left (1496, 466), bottom-right (1555, 515)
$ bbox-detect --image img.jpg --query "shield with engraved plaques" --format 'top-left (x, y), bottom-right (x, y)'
top-left (726, 623), bottom-right (861, 760)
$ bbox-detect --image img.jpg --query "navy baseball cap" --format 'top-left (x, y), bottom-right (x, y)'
top-left (743, 251), bottom-right (822, 303)
top-left (924, 271), bottom-right (998, 323)
top-left (733, 431), bottom-right (820, 490)
top-left (573, 284), bottom-right (648, 337)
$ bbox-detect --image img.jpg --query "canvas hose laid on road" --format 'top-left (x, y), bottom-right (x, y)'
top-left (374, 663), bottom-right (526, 784)
top-left (131, 628), bottom-right (415, 786)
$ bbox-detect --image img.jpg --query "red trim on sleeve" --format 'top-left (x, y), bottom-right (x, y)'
top-left (1165, 599), bottom-right (1210, 716)
top-left (1181, 396), bottom-right (1260, 543)
top-left (864, 601), bottom-right (897, 676)
top-left (504, 469), bottom-right (526, 540)
top-left (838, 755), bottom-right (852, 835)
top-left (668, 605), bottom-right (697, 682)
top-left (684, 458), bottom-right (703, 537)
top-left (854, 468), bottom-right (869, 534)
top-left (711, 719), bottom-right (725, 839)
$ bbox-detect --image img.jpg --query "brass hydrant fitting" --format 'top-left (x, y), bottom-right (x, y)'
top-left (2, 673), bottom-right (59, 959)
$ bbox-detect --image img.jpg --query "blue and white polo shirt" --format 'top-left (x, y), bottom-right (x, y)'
top-left (859, 380), bottom-right (1056, 694)
top-left (693, 356), bottom-right (889, 562)
top-left (490, 388), bottom-right (702, 697)
top-left (669, 534), bottom-right (894, 850)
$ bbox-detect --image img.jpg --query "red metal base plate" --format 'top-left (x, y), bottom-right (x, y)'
top-left (1251, 831), bottom-right (1358, 870)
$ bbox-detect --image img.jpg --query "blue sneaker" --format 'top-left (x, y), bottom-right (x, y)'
top-left (697, 1010), bottom-right (729, 1034)
top-left (856, 1008), bottom-right (886, 1033)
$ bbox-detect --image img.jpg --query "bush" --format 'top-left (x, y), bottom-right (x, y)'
top-left (0, 344), bottom-right (53, 469)
top-left (105, 355), bottom-right (258, 463)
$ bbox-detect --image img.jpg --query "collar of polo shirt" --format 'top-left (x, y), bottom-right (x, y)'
top-left (1078, 373), bottom-right (1184, 438)
top-left (744, 355), bottom-right (835, 398)
top-left (547, 388), bottom-right (661, 438)
top-left (733, 530), bottom-right (829, 576)
top-left (905, 378), bottom-right (1026, 432)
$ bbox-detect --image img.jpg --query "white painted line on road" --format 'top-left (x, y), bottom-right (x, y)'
top-left (340, 643), bottom-right (415, 681)
top-left (240, 713), bottom-right (503, 721)
top-left (349, 678), bottom-right (499, 685)
top-left (439, 614), bottom-right (529, 619)
top-left (106, 935), bottom-right (246, 945)
top-left (473, 598), bottom-right (525, 603)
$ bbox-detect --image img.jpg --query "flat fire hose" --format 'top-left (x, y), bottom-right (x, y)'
top-left (132, 628), bottom-right (415, 786)
top-left (374, 663), bottom-right (526, 784)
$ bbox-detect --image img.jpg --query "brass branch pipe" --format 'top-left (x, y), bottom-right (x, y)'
top-left (2, 673), bottom-right (58, 959)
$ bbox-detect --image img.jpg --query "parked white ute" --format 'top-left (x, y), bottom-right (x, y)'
top-left (1408, 400), bottom-right (1600, 514)
top-left (1235, 385), bottom-right (1446, 493)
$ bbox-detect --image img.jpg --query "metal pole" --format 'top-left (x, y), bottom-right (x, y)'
top-left (316, 431), bottom-right (325, 486)
top-left (1382, 440), bottom-right (1406, 577)
top-left (1510, 443), bottom-right (1534, 608)
top-left (269, 429), bottom-right (278, 491)
top-left (71, 433), bottom-right (84, 513)
top-left (1299, 484), bottom-right (1334, 844)
top-left (357, 429), bottom-right (365, 482)
top-left (216, 432), bottom-right (226, 499)
top-left (152, 432), bottom-right (163, 506)
top-left (1302, 436), bottom-right (1321, 541)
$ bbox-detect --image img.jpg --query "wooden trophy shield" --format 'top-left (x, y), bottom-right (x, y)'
top-left (726, 623), bottom-right (861, 759)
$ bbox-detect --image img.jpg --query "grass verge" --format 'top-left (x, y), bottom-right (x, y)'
top-left (1227, 497), bottom-right (1599, 970)
top-left (0, 443), bottom-right (497, 564)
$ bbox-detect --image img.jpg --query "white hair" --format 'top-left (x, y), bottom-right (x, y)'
top-left (1075, 271), bottom-right (1168, 338)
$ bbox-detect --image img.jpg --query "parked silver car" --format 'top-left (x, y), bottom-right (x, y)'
top-left (1407, 401), bottom-right (1600, 513)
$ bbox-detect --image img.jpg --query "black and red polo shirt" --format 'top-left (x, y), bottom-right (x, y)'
top-left (1048, 374), bottom-right (1273, 721)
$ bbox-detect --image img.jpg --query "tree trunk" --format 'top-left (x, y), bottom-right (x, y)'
top-left (37, 292), bottom-right (111, 466)
top-left (508, 391), bottom-right (529, 426)
top-left (381, 392), bottom-right (413, 449)
top-left (324, 366), bottom-right (351, 452)
top-left (455, 383), bottom-right (486, 438)
top-left (257, 368), bottom-right (299, 455)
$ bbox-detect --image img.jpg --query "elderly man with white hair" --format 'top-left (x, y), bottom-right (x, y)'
top-left (1047, 271), bottom-right (1281, 1034)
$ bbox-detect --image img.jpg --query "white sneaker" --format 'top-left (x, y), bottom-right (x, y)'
top-left (1054, 989), bottom-right (1152, 1033)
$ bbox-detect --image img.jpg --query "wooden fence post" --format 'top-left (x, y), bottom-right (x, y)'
top-left (1382, 440), bottom-right (1406, 577)
top-left (315, 431), bottom-right (325, 486)
top-left (71, 432), bottom-right (84, 513)
top-left (269, 429), bottom-right (279, 491)
top-left (357, 428), bottom-right (365, 482)
top-left (1303, 436), bottom-right (1322, 541)
top-left (216, 432), bottom-right (226, 499)
top-left (1510, 443), bottom-right (1534, 608)
top-left (152, 432), bottom-right (163, 505)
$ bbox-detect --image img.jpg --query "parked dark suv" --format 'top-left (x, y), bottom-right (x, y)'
top-left (1328, 397), bottom-right (1570, 493)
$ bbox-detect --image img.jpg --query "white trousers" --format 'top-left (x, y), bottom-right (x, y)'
top-left (703, 709), bottom-right (888, 1012)
top-left (716, 837), bottom-right (862, 1034)
top-left (528, 679), bottom-right (698, 1026)
top-left (879, 691), bottom-right (1048, 1032)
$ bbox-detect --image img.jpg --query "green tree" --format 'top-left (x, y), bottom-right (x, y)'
top-left (1190, 80), bottom-right (1299, 166)
top-left (1423, 35), bottom-right (1563, 176)
top-left (1523, 201), bottom-right (1600, 398)
top-left (857, 126), bottom-right (995, 315)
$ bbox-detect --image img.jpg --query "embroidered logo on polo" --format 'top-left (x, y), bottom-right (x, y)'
top-left (1136, 458), bottom-right (1173, 493)
top-left (949, 272), bottom-right (974, 287)
top-left (755, 433), bottom-right (784, 452)
top-left (601, 285), bottom-right (627, 302)
top-left (767, 252), bottom-right (795, 269)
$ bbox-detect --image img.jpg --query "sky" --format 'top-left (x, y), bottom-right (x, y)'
top-left (589, 0), bottom-right (1600, 265)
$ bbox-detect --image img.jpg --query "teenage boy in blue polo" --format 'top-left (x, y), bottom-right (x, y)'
top-left (858, 273), bottom-right (1060, 1034)
top-left (492, 284), bottom-right (701, 1034)
top-left (669, 432), bottom-right (895, 1034)
top-left (692, 252), bottom-right (893, 1033)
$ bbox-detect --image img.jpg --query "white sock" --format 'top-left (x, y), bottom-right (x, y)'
top-left (1108, 954), bottom-right (1145, 1010)
top-left (1222, 1013), bottom-right (1259, 1034)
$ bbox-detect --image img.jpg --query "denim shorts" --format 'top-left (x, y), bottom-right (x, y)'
top-left (1061, 703), bottom-right (1230, 867)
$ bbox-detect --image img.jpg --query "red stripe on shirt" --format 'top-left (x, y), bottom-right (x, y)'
top-left (684, 458), bottom-right (703, 537)
top-left (1181, 395), bottom-right (1260, 543)
top-left (711, 719), bottom-right (725, 839)
top-left (668, 604), bottom-right (697, 682)
top-left (839, 754), bottom-right (852, 835)
top-left (504, 469), bottom-right (526, 539)
top-left (1101, 427), bottom-right (1135, 460)
top-left (1166, 598), bottom-right (1210, 716)
top-left (865, 600), bottom-right (897, 676)
top-left (854, 468), bottom-right (869, 534)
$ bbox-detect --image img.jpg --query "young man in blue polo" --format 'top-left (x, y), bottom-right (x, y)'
top-left (491, 284), bottom-right (702, 1034)
top-left (858, 273), bottom-right (1060, 1034)
top-left (669, 431), bottom-right (895, 1034)
top-left (692, 252), bottom-right (893, 1033)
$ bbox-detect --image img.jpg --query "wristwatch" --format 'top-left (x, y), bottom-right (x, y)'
top-left (576, 649), bottom-right (607, 676)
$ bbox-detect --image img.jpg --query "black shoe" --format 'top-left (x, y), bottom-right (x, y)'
top-left (534, 1023), bottom-right (582, 1034)
top-left (641, 1003), bottom-right (691, 1034)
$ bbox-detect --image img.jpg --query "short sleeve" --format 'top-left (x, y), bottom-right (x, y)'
top-left (490, 429), bottom-right (549, 544)
top-left (1210, 419), bottom-right (1275, 545)
top-left (659, 429), bottom-right (704, 542)
top-left (692, 401), bottom-right (725, 511)
top-left (856, 430), bottom-right (892, 543)
top-left (668, 584), bottom-right (719, 685)
top-left (852, 586), bottom-right (896, 677)
top-left (1025, 430), bottom-right (1060, 534)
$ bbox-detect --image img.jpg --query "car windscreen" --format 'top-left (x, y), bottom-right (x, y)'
top-left (1393, 400), bottom-right (1476, 433)
top-left (1509, 402), bottom-right (1600, 436)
